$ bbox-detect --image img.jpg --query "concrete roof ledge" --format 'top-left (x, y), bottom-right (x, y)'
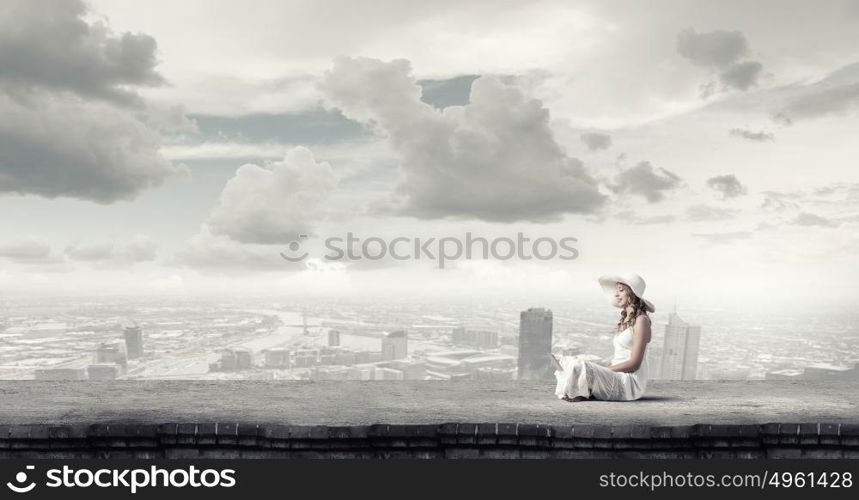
top-left (1, 380), bottom-right (857, 458)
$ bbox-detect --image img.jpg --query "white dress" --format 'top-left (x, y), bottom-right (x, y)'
top-left (553, 325), bottom-right (649, 401)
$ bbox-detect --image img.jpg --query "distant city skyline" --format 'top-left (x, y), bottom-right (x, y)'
top-left (5, 295), bottom-right (856, 382)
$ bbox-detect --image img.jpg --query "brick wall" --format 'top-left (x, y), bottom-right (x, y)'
top-left (1, 422), bottom-right (857, 458)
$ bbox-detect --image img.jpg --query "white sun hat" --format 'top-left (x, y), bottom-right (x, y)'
top-left (597, 272), bottom-right (656, 313)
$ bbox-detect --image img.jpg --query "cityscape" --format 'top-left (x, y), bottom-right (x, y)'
top-left (1, 295), bottom-right (857, 383)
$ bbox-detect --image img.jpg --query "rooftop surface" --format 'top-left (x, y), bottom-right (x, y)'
top-left (0, 380), bottom-right (855, 426)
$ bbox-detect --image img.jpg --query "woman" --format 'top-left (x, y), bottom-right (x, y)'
top-left (550, 273), bottom-right (654, 402)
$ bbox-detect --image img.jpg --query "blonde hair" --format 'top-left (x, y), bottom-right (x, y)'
top-left (616, 283), bottom-right (649, 332)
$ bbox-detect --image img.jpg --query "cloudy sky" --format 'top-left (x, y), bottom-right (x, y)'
top-left (1, 0), bottom-right (858, 311)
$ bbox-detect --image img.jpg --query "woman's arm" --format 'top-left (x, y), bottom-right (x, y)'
top-left (607, 315), bottom-right (651, 373)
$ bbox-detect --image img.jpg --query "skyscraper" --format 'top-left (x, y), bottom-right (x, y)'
top-left (124, 326), bottom-right (144, 359)
top-left (658, 309), bottom-right (701, 380)
top-left (451, 327), bottom-right (498, 349)
top-left (518, 307), bottom-right (553, 380)
top-left (381, 330), bottom-right (408, 360)
top-left (95, 342), bottom-right (127, 369)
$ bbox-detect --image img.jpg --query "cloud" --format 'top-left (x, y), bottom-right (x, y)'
top-left (0, 238), bottom-right (53, 264)
top-left (718, 61), bottom-right (763, 91)
top-left (0, 0), bottom-right (165, 107)
top-left (729, 128), bottom-right (774, 142)
top-left (147, 274), bottom-right (184, 291)
top-left (320, 57), bottom-right (605, 223)
top-left (142, 73), bottom-right (324, 117)
top-left (706, 174), bottom-right (748, 199)
top-left (770, 112), bottom-right (793, 126)
top-left (171, 226), bottom-right (305, 272)
top-left (418, 74), bottom-right (479, 109)
top-left (0, 94), bottom-right (187, 202)
top-left (781, 83), bottom-right (859, 120)
top-left (0, 0), bottom-right (188, 203)
top-left (613, 211), bottom-right (676, 225)
top-left (189, 109), bottom-right (364, 145)
top-left (172, 226), bottom-right (412, 274)
top-left (812, 182), bottom-right (859, 201)
top-left (580, 132), bottom-right (612, 151)
top-left (686, 205), bottom-right (741, 221)
top-left (813, 184), bottom-right (846, 197)
top-left (771, 63), bottom-right (859, 121)
top-left (752, 184), bottom-right (852, 228)
top-left (760, 191), bottom-right (801, 212)
top-left (676, 28), bottom-right (749, 68)
top-left (691, 231), bottom-right (752, 244)
top-left (676, 28), bottom-right (763, 95)
top-left (65, 234), bottom-right (157, 266)
top-left (790, 212), bottom-right (839, 227)
top-left (143, 104), bottom-right (200, 135)
top-left (206, 146), bottom-right (337, 244)
top-left (610, 161), bottom-right (683, 203)
top-left (759, 183), bottom-right (859, 214)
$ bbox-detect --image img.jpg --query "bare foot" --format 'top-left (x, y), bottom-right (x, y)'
top-left (549, 353), bottom-right (563, 371)
top-left (561, 395), bottom-right (588, 403)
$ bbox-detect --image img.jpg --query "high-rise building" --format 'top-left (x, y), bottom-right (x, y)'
top-left (124, 326), bottom-right (144, 359)
top-left (518, 307), bottom-right (553, 380)
top-left (451, 327), bottom-right (499, 349)
top-left (235, 349), bottom-right (253, 370)
top-left (658, 309), bottom-right (701, 380)
top-left (263, 348), bottom-right (289, 368)
top-left (209, 348), bottom-right (253, 371)
top-left (328, 329), bottom-right (341, 346)
top-left (218, 350), bottom-right (237, 371)
top-left (95, 342), bottom-right (127, 368)
top-left (381, 330), bottom-right (408, 360)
